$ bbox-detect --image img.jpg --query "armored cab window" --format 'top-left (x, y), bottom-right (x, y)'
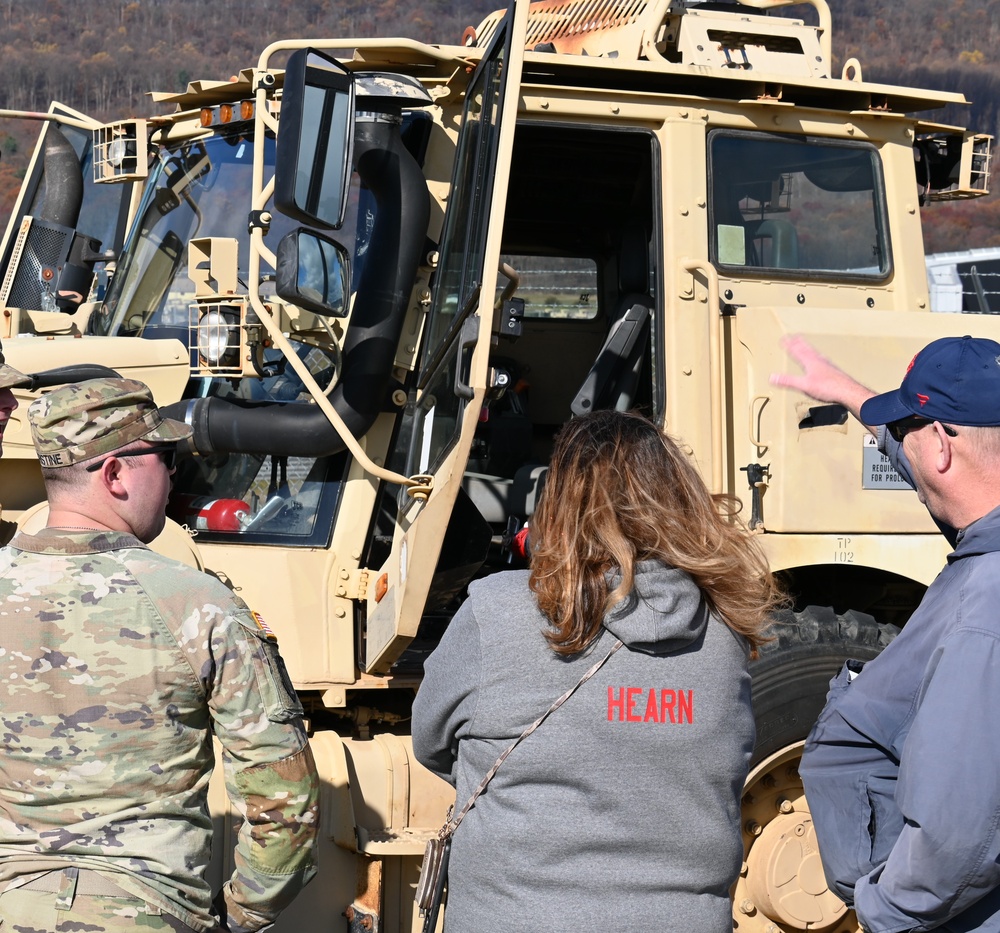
top-left (498, 255), bottom-right (599, 320)
top-left (708, 130), bottom-right (891, 281)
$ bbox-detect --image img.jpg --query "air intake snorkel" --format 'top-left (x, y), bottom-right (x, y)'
top-left (166, 73), bottom-right (432, 457)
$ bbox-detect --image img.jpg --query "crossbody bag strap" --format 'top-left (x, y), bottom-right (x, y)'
top-left (444, 636), bottom-right (624, 837)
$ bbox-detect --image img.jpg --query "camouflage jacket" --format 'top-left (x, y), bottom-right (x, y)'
top-left (0, 529), bottom-right (320, 932)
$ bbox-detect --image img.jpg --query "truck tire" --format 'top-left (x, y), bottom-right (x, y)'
top-left (750, 605), bottom-right (898, 763)
top-left (733, 607), bottom-right (900, 933)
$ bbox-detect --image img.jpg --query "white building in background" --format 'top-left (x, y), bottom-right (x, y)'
top-left (926, 247), bottom-right (1000, 313)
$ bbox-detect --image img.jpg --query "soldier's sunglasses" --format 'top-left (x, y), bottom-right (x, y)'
top-left (886, 416), bottom-right (958, 443)
top-left (85, 445), bottom-right (178, 472)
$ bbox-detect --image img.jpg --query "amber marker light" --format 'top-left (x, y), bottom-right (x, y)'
top-left (199, 108), bottom-right (214, 128)
top-left (240, 100), bottom-right (255, 121)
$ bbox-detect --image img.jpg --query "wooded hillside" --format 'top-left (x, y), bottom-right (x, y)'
top-left (1, 0), bottom-right (998, 252)
top-left (834, 0), bottom-right (1000, 252)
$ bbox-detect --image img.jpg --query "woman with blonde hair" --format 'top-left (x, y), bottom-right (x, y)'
top-left (412, 409), bottom-right (780, 933)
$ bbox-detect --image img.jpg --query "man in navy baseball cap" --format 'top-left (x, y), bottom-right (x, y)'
top-left (859, 335), bottom-right (1000, 432)
top-left (771, 332), bottom-right (1000, 933)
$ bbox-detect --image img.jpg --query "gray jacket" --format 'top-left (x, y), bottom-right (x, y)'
top-left (412, 561), bottom-right (753, 933)
top-left (801, 500), bottom-right (1000, 933)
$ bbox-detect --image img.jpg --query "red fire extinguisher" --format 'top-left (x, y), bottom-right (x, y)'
top-left (170, 495), bottom-right (252, 533)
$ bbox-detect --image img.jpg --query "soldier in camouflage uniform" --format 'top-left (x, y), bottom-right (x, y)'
top-left (0, 343), bottom-right (31, 544)
top-left (0, 378), bottom-right (320, 932)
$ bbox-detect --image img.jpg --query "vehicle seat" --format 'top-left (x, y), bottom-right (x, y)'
top-left (750, 219), bottom-right (799, 269)
top-left (461, 463), bottom-right (548, 525)
top-left (571, 226), bottom-right (652, 416)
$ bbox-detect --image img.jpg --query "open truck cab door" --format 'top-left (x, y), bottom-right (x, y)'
top-left (363, 0), bottom-right (531, 673)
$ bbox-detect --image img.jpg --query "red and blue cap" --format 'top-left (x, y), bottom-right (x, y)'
top-left (860, 335), bottom-right (1000, 427)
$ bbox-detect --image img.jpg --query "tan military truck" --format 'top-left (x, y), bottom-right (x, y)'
top-left (1, 1), bottom-right (997, 930)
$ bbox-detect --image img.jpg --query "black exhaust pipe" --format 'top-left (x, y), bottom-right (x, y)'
top-left (166, 109), bottom-right (430, 457)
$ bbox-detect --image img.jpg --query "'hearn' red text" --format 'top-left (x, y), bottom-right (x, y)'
top-left (607, 686), bottom-right (694, 724)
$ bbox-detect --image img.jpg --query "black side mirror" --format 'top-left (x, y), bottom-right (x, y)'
top-left (274, 48), bottom-right (355, 230)
top-left (275, 229), bottom-right (350, 317)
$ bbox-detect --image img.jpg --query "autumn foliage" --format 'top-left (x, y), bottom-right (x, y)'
top-left (1, 0), bottom-right (998, 252)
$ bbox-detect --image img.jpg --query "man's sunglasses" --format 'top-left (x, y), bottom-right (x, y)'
top-left (886, 416), bottom-right (958, 443)
top-left (85, 444), bottom-right (178, 473)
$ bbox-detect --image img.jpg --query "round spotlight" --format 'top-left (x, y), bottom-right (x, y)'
top-left (197, 309), bottom-right (237, 365)
top-left (108, 137), bottom-right (128, 168)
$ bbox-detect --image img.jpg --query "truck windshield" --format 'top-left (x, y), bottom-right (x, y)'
top-left (91, 132), bottom-right (366, 340)
top-left (709, 131), bottom-right (891, 279)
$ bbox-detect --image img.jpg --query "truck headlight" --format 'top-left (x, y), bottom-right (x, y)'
top-left (108, 137), bottom-right (128, 168)
top-left (197, 308), bottom-right (239, 366)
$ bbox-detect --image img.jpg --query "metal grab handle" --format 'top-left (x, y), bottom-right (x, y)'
top-left (749, 395), bottom-right (770, 454)
top-left (453, 315), bottom-right (481, 401)
top-left (679, 258), bottom-right (723, 494)
top-left (495, 261), bottom-right (520, 309)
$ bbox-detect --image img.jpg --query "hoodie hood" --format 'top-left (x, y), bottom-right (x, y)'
top-left (603, 560), bottom-right (707, 654)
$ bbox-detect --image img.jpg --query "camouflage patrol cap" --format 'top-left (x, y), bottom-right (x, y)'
top-left (28, 378), bottom-right (192, 469)
top-left (0, 343), bottom-right (31, 390)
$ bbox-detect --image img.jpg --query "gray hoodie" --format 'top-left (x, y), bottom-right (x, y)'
top-left (412, 561), bottom-right (753, 933)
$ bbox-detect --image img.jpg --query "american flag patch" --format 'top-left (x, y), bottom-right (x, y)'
top-left (251, 611), bottom-right (277, 642)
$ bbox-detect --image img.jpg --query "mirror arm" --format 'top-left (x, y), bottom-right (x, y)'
top-left (259, 242), bottom-right (277, 269)
top-left (257, 178), bottom-right (277, 266)
top-left (313, 317), bottom-right (344, 398)
top-left (0, 108), bottom-right (99, 131)
top-left (252, 75), bottom-right (280, 135)
top-left (257, 39), bottom-right (324, 74)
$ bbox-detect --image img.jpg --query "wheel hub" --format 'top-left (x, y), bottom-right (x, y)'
top-left (734, 743), bottom-right (858, 933)
top-left (745, 808), bottom-right (846, 929)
